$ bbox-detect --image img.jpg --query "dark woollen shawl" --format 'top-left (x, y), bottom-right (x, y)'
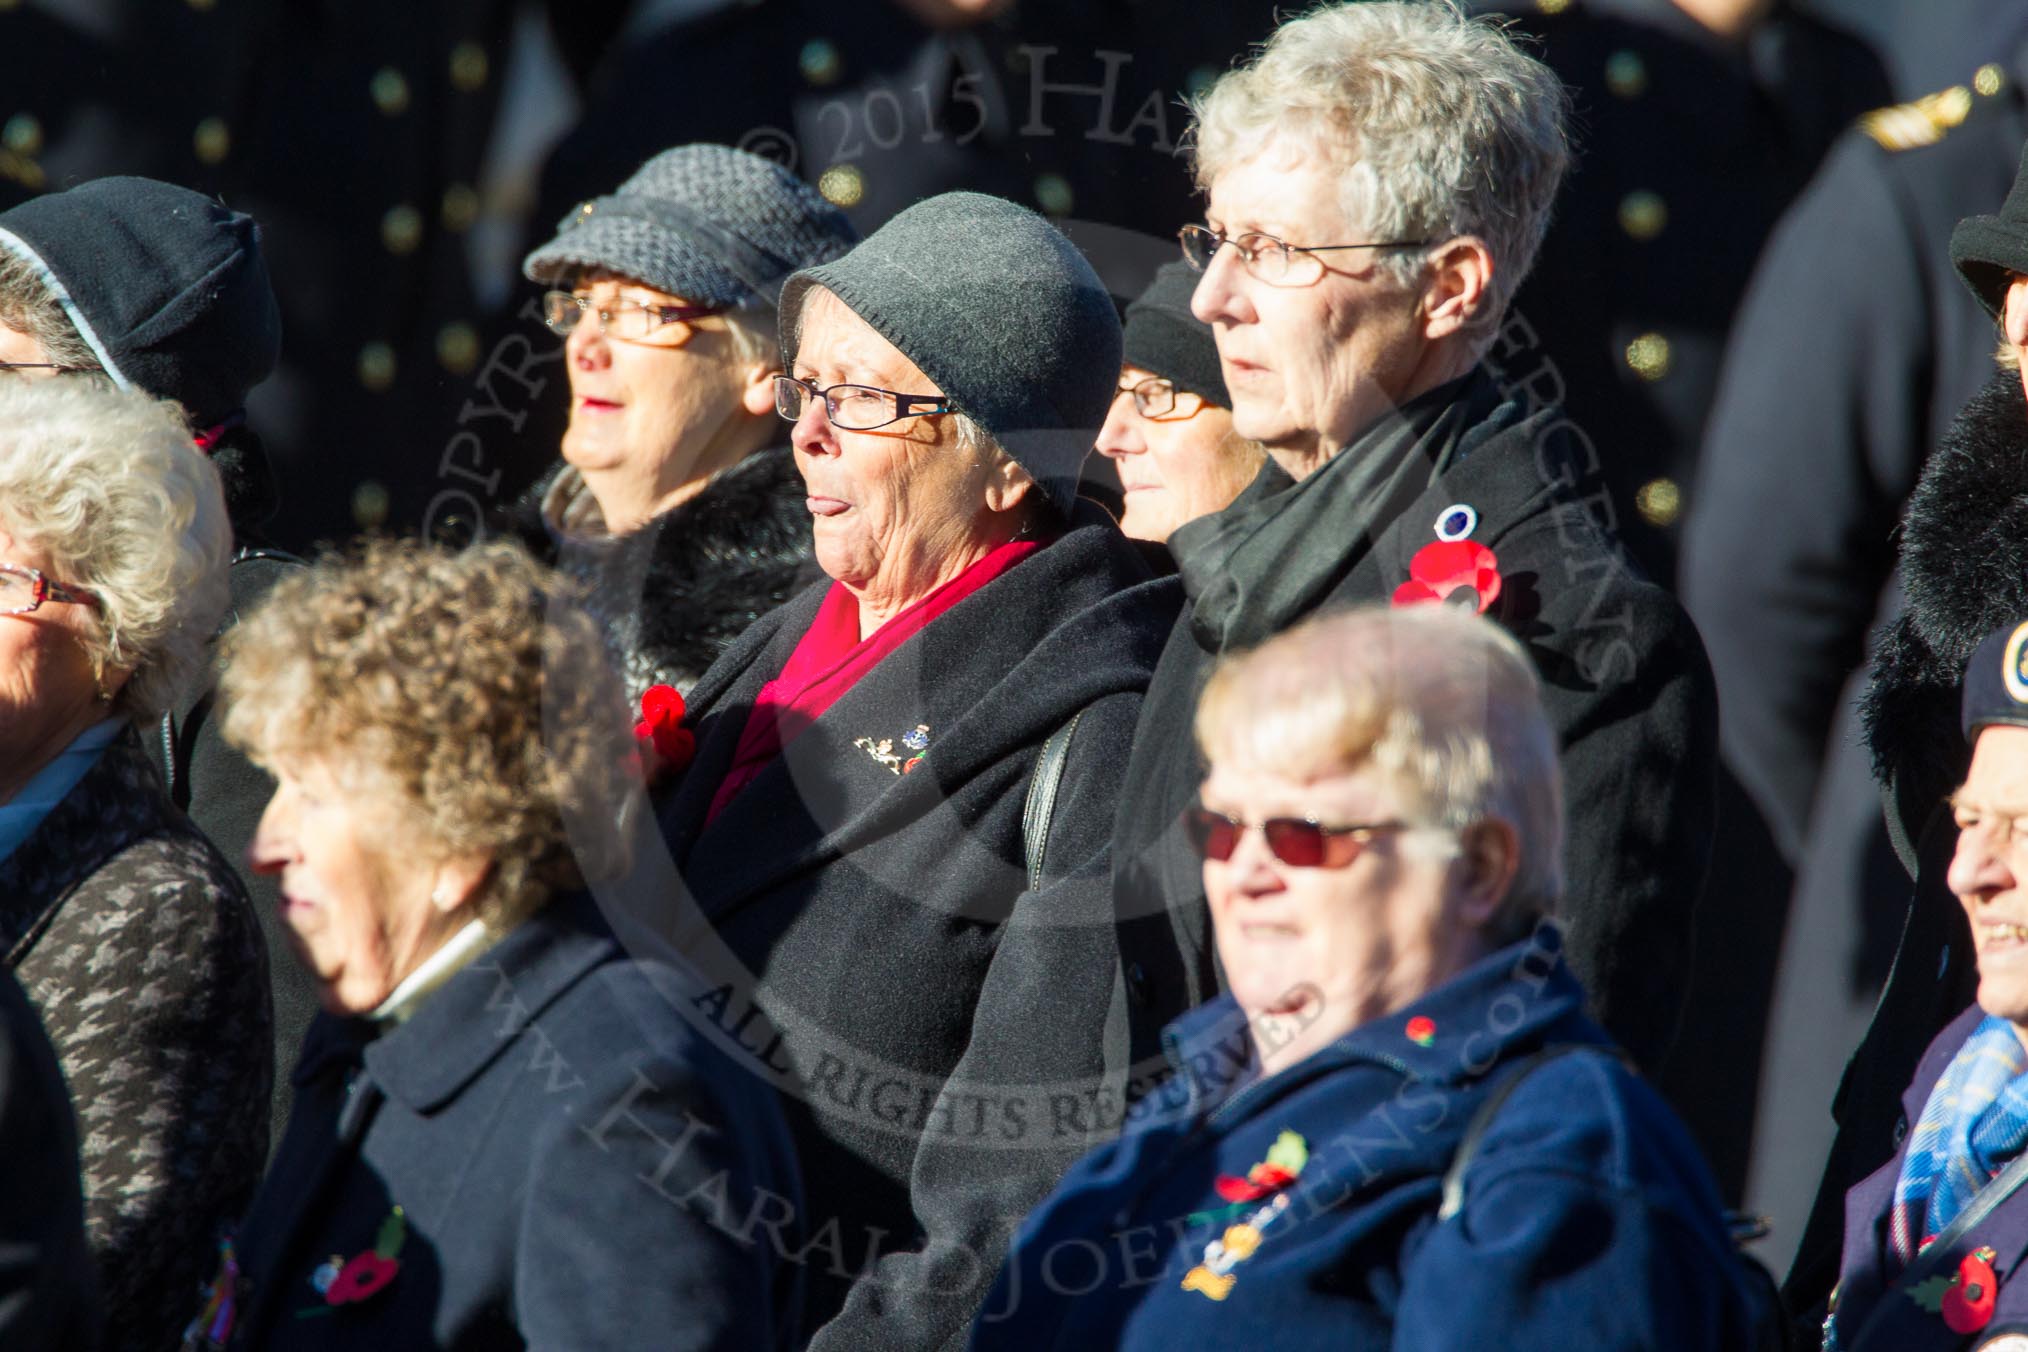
top-left (655, 507), bottom-right (1180, 1349)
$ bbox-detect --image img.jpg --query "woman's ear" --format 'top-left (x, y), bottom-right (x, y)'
top-left (983, 456), bottom-right (1036, 515)
top-left (740, 361), bottom-right (780, 418)
top-left (1417, 237), bottom-right (1495, 343)
top-left (428, 853), bottom-right (494, 916)
top-left (1452, 818), bottom-right (1521, 930)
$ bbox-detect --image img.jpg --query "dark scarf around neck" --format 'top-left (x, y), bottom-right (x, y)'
top-left (1170, 367), bottom-right (1505, 653)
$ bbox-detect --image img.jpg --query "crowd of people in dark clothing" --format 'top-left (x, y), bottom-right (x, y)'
top-left (8, 0), bottom-right (2028, 1347)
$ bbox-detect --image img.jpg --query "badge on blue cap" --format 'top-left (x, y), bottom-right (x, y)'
top-left (1961, 620), bottom-right (2028, 738)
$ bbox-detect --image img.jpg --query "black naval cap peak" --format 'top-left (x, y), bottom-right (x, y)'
top-left (1962, 619), bottom-right (2028, 740)
top-left (1950, 138), bottom-right (2028, 319)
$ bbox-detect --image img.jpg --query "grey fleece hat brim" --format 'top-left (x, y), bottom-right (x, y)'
top-left (779, 191), bottom-right (1121, 515)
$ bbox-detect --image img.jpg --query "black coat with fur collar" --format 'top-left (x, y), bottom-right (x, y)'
top-left (647, 510), bottom-right (1181, 1349)
top-left (500, 448), bottom-right (818, 699)
top-left (1788, 371), bottom-right (2028, 1306)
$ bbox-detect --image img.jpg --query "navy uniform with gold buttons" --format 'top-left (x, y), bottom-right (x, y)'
top-left (528, 1), bottom-right (1280, 261)
top-left (1468, 0), bottom-right (1888, 582)
top-left (1690, 48), bottom-right (2028, 1316)
top-left (1467, 0), bottom-right (1889, 1213)
top-left (1689, 51), bottom-right (2028, 865)
top-left (0, 0), bottom-right (526, 551)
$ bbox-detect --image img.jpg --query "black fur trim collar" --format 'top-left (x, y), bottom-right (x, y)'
top-left (1864, 371), bottom-right (2028, 816)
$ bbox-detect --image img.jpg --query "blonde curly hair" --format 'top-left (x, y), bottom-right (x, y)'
top-left (219, 538), bottom-right (636, 929)
top-left (0, 378), bottom-right (229, 719)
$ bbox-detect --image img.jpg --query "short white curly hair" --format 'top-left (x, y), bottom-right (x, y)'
top-left (1189, 1), bottom-right (1571, 347)
top-left (0, 379), bottom-right (231, 719)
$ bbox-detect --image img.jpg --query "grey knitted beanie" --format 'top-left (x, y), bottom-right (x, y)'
top-left (1123, 260), bottom-right (1229, 408)
top-left (779, 191), bottom-right (1121, 515)
top-left (523, 144), bottom-right (857, 309)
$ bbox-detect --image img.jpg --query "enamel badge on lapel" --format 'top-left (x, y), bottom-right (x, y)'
top-left (1394, 503), bottom-right (1501, 614)
top-left (854, 724), bottom-right (930, 775)
top-left (1181, 1130), bottom-right (1310, 1301)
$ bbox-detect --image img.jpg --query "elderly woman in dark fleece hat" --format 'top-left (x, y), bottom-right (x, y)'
top-left (1789, 140), bottom-right (2028, 1323)
top-left (509, 143), bottom-right (857, 699)
top-left (651, 189), bottom-right (1180, 1347)
top-left (1094, 261), bottom-right (1265, 547)
top-left (0, 175), bottom-right (313, 1155)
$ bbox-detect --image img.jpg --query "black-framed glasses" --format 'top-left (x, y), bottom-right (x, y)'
top-left (1179, 224), bottom-right (1430, 285)
top-left (0, 562), bottom-right (100, 616)
top-left (774, 374), bottom-right (952, 431)
top-left (0, 361), bottom-right (87, 378)
top-left (540, 290), bottom-right (727, 342)
top-left (1184, 803), bottom-right (1411, 869)
top-left (1116, 374), bottom-right (1205, 420)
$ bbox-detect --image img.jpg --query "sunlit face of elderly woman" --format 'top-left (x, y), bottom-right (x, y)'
top-left (1193, 610), bottom-right (1540, 1079)
top-left (1095, 365), bottom-right (1263, 543)
top-left (0, 526), bottom-right (115, 799)
top-left (1198, 758), bottom-right (1502, 1077)
top-left (787, 286), bottom-right (1034, 629)
top-left (250, 760), bottom-right (486, 1015)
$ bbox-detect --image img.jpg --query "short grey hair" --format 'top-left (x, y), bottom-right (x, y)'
top-left (1196, 602), bottom-right (1564, 937)
top-left (0, 248), bottom-right (100, 373)
top-left (1189, 1), bottom-right (1571, 347)
top-left (0, 379), bottom-right (231, 719)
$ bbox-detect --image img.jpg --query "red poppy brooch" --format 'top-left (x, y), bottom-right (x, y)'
top-left (1393, 539), bottom-right (1502, 613)
top-left (298, 1206), bottom-right (406, 1319)
top-left (636, 684), bottom-right (695, 772)
top-left (1909, 1245), bottom-right (2001, 1335)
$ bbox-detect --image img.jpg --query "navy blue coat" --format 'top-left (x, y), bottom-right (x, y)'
top-left (1832, 1003), bottom-right (2028, 1349)
top-left (0, 961), bottom-right (97, 1349)
top-left (971, 935), bottom-right (1761, 1351)
top-left (213, 892), bottom-right (802, 1350)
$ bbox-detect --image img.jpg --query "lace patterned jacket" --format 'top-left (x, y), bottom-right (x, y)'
top-left (0, 726), bottom-right (271, 1351)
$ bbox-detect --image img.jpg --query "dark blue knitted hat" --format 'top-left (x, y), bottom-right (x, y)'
top-left (1123, 260), bottom-right (1229, 408)
top-left (0, 176), bottom-right (281, 425)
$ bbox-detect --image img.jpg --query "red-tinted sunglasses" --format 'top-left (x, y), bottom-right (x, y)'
top-left (1184, 804), bottom-right (1410, 869)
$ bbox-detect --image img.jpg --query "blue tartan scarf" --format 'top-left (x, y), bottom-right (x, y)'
top-left (1889, 1014), bottom-right (2028, 1266)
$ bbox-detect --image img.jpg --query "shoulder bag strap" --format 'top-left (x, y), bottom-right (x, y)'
top-left (1440, 1042), bottom-right (1611, 1220)
top-left (1021, 710), bottom-right (1086, 892)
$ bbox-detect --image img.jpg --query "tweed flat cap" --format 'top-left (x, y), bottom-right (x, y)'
top-left (0, 176), bottom-right (279, 424)
top-left (524, 144), bottom-right (856, 309)
top-left (779, 191), bottom-right (1121, 515)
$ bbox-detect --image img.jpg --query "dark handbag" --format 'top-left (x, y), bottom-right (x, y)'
top-left (1020, 710), bottom-right (1085, 890)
